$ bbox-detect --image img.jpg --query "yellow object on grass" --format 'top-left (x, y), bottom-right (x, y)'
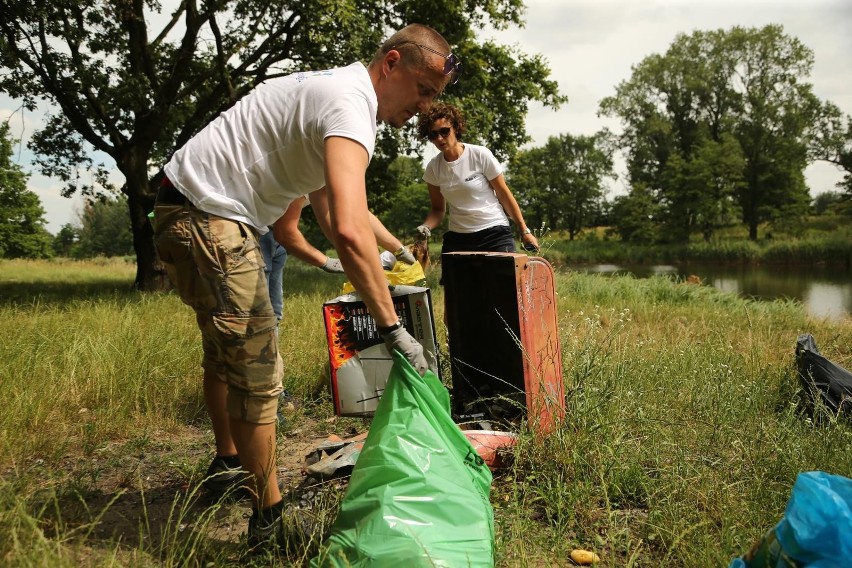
top-left (341, 261), bottom-right (427, 294)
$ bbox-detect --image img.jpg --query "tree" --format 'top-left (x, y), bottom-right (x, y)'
top-left (728, 26), bottom-right (814, 239)
top-left (73, 196), bottom-right (135, 258)
top-left (600, 25), bottom-right (819, 242)
top-left (508, 132), bottom-right (615, 240)
top-left (53, 223), bottom-right (78, 257)
top-left (608, 184), bottom-right (661, 244)
top-left (660, 134), bottom-right (744, 241)
top-left (811, 191), bottom-right (843, 216)
top-left (0, 121), bottom-right (53, 258)
top-left (810, 101), bottom-right (852, 203)
top-left (379, 156), bottom-right (431, 237)
top-left (0, 1), bottom-right (565, 290)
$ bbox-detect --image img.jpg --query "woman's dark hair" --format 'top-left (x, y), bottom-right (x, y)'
top-left (417, 102), bottom-right (467, 140)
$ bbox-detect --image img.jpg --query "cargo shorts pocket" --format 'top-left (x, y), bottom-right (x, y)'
top-left (212, 313), bottom-right (281, 394)
top-left (199, 215), bottom-right (272, 315)
top-left (152, 204), bottom-right (192, 265)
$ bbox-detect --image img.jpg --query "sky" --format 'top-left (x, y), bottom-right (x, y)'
top-left (2, 0), bottom-right (851, 234)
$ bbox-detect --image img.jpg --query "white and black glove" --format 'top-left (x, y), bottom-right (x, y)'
top-left (320, 257), bottom-right (345, 273)
top-left (380, 322), bottom-right (428, 376)
top-left (393, 246), bottom-right (416, 265)
top-left (415, 225), bottom-right (431, 242)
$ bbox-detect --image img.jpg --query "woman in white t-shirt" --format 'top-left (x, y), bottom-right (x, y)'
top-left (414, 103), bottom-right (539, 261)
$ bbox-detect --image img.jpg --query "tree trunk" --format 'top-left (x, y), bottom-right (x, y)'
top-left (122, 155), bottom-right (172, 292)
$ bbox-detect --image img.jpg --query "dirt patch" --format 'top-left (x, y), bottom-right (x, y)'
top-left (32, 411), bottom-right (366, 561)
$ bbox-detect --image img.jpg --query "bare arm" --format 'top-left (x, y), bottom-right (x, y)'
top-left (324, 136), bottom-right (398, 326)
top-left (272, 197), bottom-right (330, 267)
top-left (369, 212), bottom-right (405, 252)
top-left (419, 183), bottom-right (446, 230)
top-left (490, 173), bottom-right (540, 250)
top-left (312, 188), bottom-right (405, 253)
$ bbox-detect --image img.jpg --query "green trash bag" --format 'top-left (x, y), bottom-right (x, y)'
top-left (312, 351), bottom-right (494, 568)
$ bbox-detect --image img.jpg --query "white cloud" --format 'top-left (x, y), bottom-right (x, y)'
top-left (483, 0), bottom-right (852, 195)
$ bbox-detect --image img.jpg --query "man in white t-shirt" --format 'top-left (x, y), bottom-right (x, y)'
top-left (152, 23), bottom-right (460, 547)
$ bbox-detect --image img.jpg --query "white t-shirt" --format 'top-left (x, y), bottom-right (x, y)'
top-left (164, 62), bottom-right (377, 232)
top-left (423, 144), bottom-right (508, 233)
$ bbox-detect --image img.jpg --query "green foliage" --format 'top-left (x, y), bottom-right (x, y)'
top-left (382, 182), bottom-right (432, 239)
top-left (608, 184), bottom-right (661, 244)
top-left (443, 40), bottom-right (568, 162)
top-left (661, 133), bottom-right (745, 242)
top-left (0, 0), bottom-right (565, 290)
top-left (73, 197), bottom-right (135, 258)
top-left (812, 191), bottom-right (844, 215)
top-left (601, 25), bottom-right (822, 243)
top-left (0, 122), bottom-right (53, 259)
top-left (52, 223), bottom-right (78, 257)
top-left (809, 101), bottom-right (852, 197)
top-left (373, 155), bottom-right (431, 238)
top-left (508, 131), bottom-right (615, 240)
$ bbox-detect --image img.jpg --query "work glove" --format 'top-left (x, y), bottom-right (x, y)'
top-left (380, 250), bottom-right (397, 270)
top-left (320, 256), bottom-right (345, 273)
top-left (393, 246), bottom-right (416, 265)
top-left (414, 224), bottom-right (431, 242)
top-left (381, 325), bottom-right (429, 376)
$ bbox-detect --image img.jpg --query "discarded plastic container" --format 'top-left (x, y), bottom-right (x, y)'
top-left (442, 252), bottom-right (565, 434)
top-left (322, 285), bottom-right (440, 417)
top-left (462, 430), bottom-right (517, 470)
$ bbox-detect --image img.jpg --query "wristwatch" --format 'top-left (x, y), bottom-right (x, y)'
top-left (377, 319), bottom-right (403, 334)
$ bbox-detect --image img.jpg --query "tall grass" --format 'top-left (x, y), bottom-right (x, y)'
top-left (0, 258), bottom-right (850, 566)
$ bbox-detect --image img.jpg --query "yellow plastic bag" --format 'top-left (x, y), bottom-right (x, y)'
top-left (342, 261), bottom-right (426, 294)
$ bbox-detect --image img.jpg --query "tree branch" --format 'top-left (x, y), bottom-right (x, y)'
top-left (152, 0), bottom-right (186, 46)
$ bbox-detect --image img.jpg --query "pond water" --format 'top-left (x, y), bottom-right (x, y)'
top-left (566, 263), bottom-right (852, 321)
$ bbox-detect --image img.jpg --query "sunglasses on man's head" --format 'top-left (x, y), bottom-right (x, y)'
top-left (392, 42), bottom-right (462, 85)
top-left (427, 127), bottom-right (452, 140)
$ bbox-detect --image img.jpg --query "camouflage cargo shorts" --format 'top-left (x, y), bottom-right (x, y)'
top-left (152, 200), bottom-right (283, 424)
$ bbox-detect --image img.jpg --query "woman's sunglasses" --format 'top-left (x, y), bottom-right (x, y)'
top-left (427, 127), bottom-right (452, 141)
top-left (392, 42), bottom-right (462, 85)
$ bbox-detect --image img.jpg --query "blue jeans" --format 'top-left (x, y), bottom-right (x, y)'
top-left (259, 230), bottom-right (288, 321)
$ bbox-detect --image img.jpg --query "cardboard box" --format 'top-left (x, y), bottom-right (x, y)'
top-left (323, 285), bottom-right (440, 416)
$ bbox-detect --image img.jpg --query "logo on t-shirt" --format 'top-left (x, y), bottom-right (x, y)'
top-left (464, 174), bottom-right (482, 182)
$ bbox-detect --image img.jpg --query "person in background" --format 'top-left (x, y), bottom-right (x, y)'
top-left (259, 231), bottom-right (288, 323)
top-left (414, 102), bottom-right (539, 256)
top-left (272, 195), bottom-right (415, 272)
top-left (261, 195), bottom-right (415, 329)
top-left (152, 23), bottom-right (459, 547)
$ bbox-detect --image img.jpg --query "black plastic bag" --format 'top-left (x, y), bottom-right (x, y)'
top-left (795, 334), bottom-right (852, 417)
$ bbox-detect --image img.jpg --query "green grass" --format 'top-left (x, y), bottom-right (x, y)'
top-left (0, 257), bottom-right (850, 566)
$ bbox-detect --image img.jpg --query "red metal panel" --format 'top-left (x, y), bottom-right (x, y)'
top-left (516, 256), bottom-right (565, 433)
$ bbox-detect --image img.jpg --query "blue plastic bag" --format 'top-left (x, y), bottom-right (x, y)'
top-left (729, 471), bottom-right (852, 567)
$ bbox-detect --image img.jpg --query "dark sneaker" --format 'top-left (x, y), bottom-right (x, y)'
top-left (247, 501), bottom-right (285, 548)
top-left (203, 455), bottom-right (250, 499)
top-left (247, 502), bottom-right (317, 552)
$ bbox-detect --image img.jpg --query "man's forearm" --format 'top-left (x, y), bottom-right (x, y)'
top-left (335, 232), bottom-right (399, 326)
